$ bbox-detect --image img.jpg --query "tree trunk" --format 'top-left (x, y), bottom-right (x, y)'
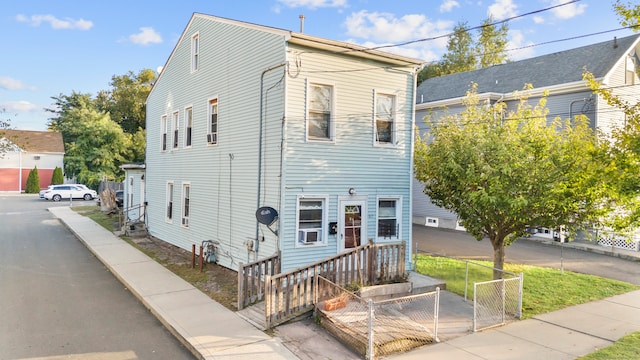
top-left (490, 235), bottom-right (506, 280)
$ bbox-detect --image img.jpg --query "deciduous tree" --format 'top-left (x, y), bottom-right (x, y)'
top-left (414, 84), bottom-right (610, 278)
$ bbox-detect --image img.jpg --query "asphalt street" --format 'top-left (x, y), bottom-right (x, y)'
top-left (0, 195), bottom-right (194, 360)
top-left (413, 224), bottom-right (640, 285)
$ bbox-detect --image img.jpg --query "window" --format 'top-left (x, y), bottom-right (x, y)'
top-left (161, 115), bottom-right (168, 151)
top-left (182, 183), bottom-right (190, 227)
top-left (207, 98), bottom-right (218, 145)
top-left (172, 111), bottom-right (179, 149)
top-left (185, 107), bottom-right (193, 147)
top-left (308, 83), bottom-right (333, 140)
top-left (191, 33), bottom-right (199, 72)
top-left (377, 197), bottom-right (401, 241)
top-left (166, 182), bottom-right (174, 221)
top-left (375, 93), bottom-right (396, 145)
top-left (296, 196), bottom-right (327, 246)
top-left (626, 55), bottom-right (636, 85)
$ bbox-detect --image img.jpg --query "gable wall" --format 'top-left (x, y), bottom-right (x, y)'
top-left (145, 16), bottom-right (287, 269)
top-left (278, 44), bottom-right (417, 270)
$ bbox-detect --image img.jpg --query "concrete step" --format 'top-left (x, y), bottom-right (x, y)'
top-left (409, 271), bottom-right (446, 293)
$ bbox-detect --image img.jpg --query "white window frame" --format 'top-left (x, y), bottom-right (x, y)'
top-left (161, 115), bottom-right (168, 152)
top-left (184, 106), bottom-right (193, 148)
top-left (207, 98), bottom-right (218, 145)
top-left (306, 80), bottom-right (335, 142)
top-left (191, 32), bottom-right (199, 73)
top-left (374, 91), bottom-right (397, 146)
top-left (295, 195), bottom-right (329, 248)
top-left (172, 111), bottom-right (179, 149)
top-left (181, 182), bottom-right (191, 228)
top-left (626, 55), bottom-right (636, 85)
top-left (166, 181), bottom-right (174, 223)
top-left (376, 196), bottom-right (402, 241)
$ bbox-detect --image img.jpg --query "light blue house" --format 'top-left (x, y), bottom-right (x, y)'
top-left (413, 34), bottom-right (640, 246)
top-left (145, 13), bottom-right (424, 272)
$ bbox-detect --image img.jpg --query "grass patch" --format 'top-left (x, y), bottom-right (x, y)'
top-left (72, 205), bottom-right (121, 231)
top-left (415, 254), bottom-right (639, 319)
top-left (578, 331), bottom-right (640, 359)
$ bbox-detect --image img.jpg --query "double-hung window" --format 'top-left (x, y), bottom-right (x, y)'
top-left (375, 93), bottom-right (396, 145)
top-left (161, 115), bottom-right (168, 151)
top-left (166, 182), bottom-right (173, 222)
top-left (207, 98), bottom-right (218, 145)
top-left (185, 107), bottom-right (193, 147)
top-left (296, 196), bottom-right (327, 246)
top-left (182, 183), bottom-right (190, 227)
top-left (308, 83), bottom-right (333, 141)
top-left (172, 111), bottom-right (179, 149)
top-left (377, 197), bottom-right (401, 241)
top-left (191, 33), bottom-right (199, 72)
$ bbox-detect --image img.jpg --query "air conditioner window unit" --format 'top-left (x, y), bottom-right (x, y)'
top-left (299, 229), bottom-right (321, 244)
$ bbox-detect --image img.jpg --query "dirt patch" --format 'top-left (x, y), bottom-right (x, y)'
top-left (129, 235), bottom-right (239, 310)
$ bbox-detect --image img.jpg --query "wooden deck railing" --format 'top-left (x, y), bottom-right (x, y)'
top-left (237, 251), bottom-right (281, 310)
top-left (264, 241), bottom-right (406, 328)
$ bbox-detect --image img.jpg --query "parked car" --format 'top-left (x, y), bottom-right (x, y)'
top-left (115, 190), bottom-right (124, 208)
top-left (40, 184), bottom-right (92, 199)
top-left (42, 184), bottom-right (97, 201)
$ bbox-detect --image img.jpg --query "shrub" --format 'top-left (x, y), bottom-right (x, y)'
top-left (26, 166), bottom-right (40, 193)
top-left (51, 166), bottom-right (63, 185)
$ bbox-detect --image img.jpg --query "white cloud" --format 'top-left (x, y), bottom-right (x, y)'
top-left (488, 0), bottom-right (518, 20)
top-left (439, 0), bottom-right (460, 13)
top-left (0, 77), bottom-right (29, 91)
top-left (507, 29), bottom-right (535, 60)
top-left (550, 0), bottom-right (587, 20)
top-left (129, 27), bottom-right (163, 46)
top-left (344, 10), bottom-right (451, 43)
top-left (277, 0), bottom-right (347, 9)
top-left (16, 14), bottom-right (93, 30)
top-left (533, 16), bottom-right (545, 24)
top-left (1, 100), bottom-right (39, 112)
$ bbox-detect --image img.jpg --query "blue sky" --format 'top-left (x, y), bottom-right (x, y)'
top-left (0, 0), bottom-right (634, 131)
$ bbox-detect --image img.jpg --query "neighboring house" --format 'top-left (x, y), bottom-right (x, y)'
top-left (0, 130), bottom-right (65, 192)
top-left (145, 13), bottom-right (424, 272)
top-left (413, 34), bottom-right (640, 239)
top-left (120, 163), bottom-right (146, 223)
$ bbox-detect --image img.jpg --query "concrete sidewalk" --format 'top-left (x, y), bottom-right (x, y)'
top-left (49, 206), bottom-right (297, 360)
top-left (50, 206), bottom-right (640, 360)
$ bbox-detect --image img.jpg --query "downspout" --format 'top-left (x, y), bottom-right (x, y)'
top-left (409, 64), bottom-right (422, 271)
top-left (256, 62), bottom-right (287, 248)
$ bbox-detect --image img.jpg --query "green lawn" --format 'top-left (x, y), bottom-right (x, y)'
top-left (414, 254), bottom-right (639, 319)
top-left (415, 254), bottom-right (640, 359)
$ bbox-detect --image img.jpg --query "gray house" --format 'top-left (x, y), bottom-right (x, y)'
top-left (145, 13), bottom-right (424, 272)
top-left (413, 34), bottom-right (640, 240)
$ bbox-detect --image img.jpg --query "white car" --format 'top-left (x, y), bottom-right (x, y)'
top-left (42, 184), bottom-right (97, 201)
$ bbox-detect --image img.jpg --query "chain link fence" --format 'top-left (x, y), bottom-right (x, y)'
top-left (413, 249), bottom-right (523, 332)
top-left (473, 276), bottom-right (522, 331)
top-left (315, 276), bottom-right (440, 359)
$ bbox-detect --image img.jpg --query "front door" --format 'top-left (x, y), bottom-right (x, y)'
top-left (339, 199), bottom-right (367, 251)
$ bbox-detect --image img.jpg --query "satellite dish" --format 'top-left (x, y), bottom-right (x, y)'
top-left (256, 206), bottom-right (278, 226)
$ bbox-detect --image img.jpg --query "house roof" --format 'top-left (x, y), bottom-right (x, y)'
top-left (417, 34), bottom-right (640, 105)
top-left (151, 13), bottom-right (424, 98)
top-left (1, 130), bottom-right (65, 153)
